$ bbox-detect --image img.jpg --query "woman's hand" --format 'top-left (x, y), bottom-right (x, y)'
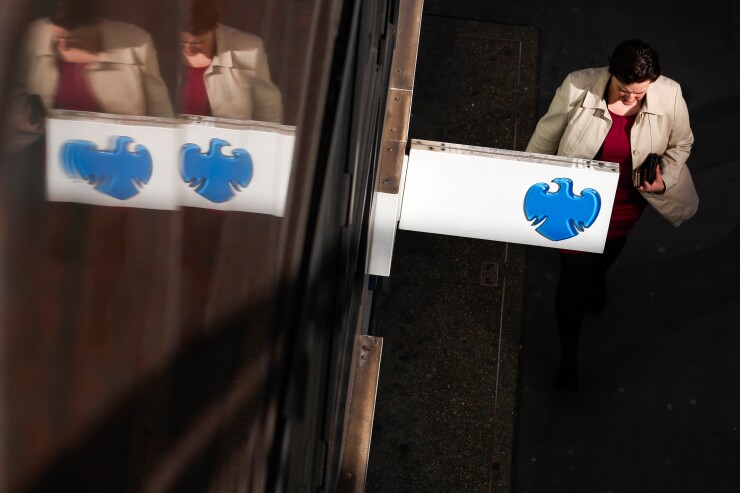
top-left (639, 164), bottom-right (666, 194)
top-left (11, 101), bottom-right (44, 136)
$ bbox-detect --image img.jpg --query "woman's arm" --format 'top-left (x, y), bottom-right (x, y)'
top-left (525, 74), bottom-right (573, 155)
top-left (658, 85), bottom-right (693, 191)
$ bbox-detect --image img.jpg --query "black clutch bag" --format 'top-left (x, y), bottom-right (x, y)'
top-left (27, 94), bottom-right (47, 126)
top-left (633, 153), bottom-right (661, 187)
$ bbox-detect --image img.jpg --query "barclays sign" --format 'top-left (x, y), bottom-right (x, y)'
top-left (396, 140), bottom-right (619, 254)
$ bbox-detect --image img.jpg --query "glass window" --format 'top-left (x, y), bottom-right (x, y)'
top-left (0, 0), bottom-right (324, 490)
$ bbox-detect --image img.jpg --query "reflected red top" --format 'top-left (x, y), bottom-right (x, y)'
top-left (54, 61), bottom-right (100, 112)
top-left (181, 66), bottom-right (211, 116)
top-left (602, 109), bottom-right (646, 239)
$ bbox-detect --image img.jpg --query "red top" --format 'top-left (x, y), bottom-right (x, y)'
top-left (54, 61), bottom-right (100, 112)
top-left (181, 66), bottom-right (211, 116)
top-left (602, 109), bottom-right (647, 239)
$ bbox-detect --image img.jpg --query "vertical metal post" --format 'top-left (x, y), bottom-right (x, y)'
top-left (338, 335), bottom-right (383, 493)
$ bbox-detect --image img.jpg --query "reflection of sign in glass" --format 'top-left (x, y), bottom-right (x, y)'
top-left (47, 114), bottom-right (295, 214)
top-left (60, 136), bottom-right (152, 200)
top-left (524, 178), bottom-right (601, 241)
top-left (180, 138), bottom-right (253, 203)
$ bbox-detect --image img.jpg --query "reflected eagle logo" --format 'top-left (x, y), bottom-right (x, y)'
top-left (181, 138), bottom-right (253, 203)
top-left (60, 136), bottom-right (152, 200)
top-left (523, 178), bottom-right (601, 241)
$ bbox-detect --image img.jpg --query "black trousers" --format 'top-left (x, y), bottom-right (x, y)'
top-left (555, 235), bottom-right (628, 355)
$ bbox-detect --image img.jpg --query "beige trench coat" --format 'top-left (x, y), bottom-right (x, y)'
top-left (199, 24), bottom-right (283, 123)
top-left (21, 18), bottom-right (174, 118)
top-left (526, 67), bottom-right (694, 200)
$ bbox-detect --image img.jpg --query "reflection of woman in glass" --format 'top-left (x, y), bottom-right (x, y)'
top-left (180, 0), bottom-right (283, 123)
top-left (20, 0), bottom-right (173, 118)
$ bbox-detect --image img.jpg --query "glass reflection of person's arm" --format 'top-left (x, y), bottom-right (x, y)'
top-left (5, 26), bottom-right (45, 151)
top-left (251, 40), bottom-right (283, 124)
top-left (140, 33), bottom-right (175, 118)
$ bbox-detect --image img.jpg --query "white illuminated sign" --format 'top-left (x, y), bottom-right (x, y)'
top-left (46, 111), bottom-right (295, 216)
top-left (398, 140), bottom-right (619, 254)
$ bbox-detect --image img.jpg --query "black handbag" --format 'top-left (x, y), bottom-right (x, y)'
top-left (633, 152), bottom-right (661, 187)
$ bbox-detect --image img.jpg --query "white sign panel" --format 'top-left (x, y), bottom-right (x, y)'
top-left (399, 140), bottom-right (620, 253)
top-left (368, 156), bottom-right (408, 276)
top-left (46, 111), bottom-right (295, 216)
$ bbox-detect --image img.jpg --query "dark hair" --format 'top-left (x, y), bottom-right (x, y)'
top-left (608, 39), bottom-right (662, 84)
top-left (182, 0), bottom-right (220, 35)
top-left (51, 0), bottom-right (96, 30)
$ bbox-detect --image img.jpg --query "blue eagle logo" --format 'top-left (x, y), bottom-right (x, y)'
top-left (523, 178), bottom-right (601, 241)
top-left (181, 138), bottom-right (253, 203)
top-left (60, 136), bottom-right (152, 200)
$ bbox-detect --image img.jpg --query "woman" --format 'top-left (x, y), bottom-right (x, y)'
top-left (180, 0), bottom-right (283, 123)
top-left (526, 39), bottom-right (694, 390)
top-left (20, 0), bottom-right (173, 118)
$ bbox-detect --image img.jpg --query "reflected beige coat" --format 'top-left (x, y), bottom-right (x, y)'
top-left (526, 67), bottom-right (693, 196)
top-left (21, 18), bottom-right (174, 118)
top-left (199, 24), bottom-right (283, 123)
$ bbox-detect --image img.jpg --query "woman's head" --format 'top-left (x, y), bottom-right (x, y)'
top-left (608, 39), bottom-right (662, 84)
top-left (180, 0), bottom-right (219, 58)
top-left (50, 0), bottom-right (99, 53)
top-left (182, 0), bottom-right (220, 36)
top-left (51, 0), bottom-right (96, 30)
